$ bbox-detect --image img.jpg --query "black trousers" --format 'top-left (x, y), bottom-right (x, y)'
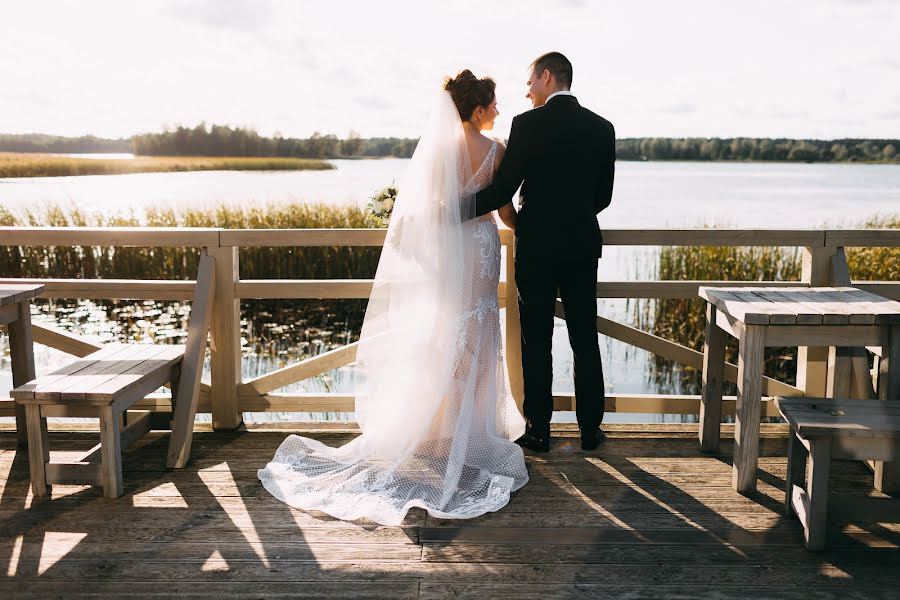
top-left (515, 246), bottom-right (605, 438)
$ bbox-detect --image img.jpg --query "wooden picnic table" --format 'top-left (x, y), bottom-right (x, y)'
top-left (0, 283), bottom-right (45, 446)
top-left (697, 286), bottom-right (900, 494)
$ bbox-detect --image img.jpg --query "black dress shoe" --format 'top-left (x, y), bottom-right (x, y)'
top-left (515, 429), bottom-right (550, 453)
top-left (581, 428), bottom-right (607, 451)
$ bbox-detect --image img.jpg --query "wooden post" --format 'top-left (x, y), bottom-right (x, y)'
top-left (699, 303), bottom-right (725, 453)
top-left (207, 245), bottom-right (243, 430)
top-left (733, 324), bottom-right (765, 494)
top-left (8, 301), bottom-right (38, 447)
top-left (504, 239), bottom-right (525, 413)
top-left (826, 346), bottom-right (853, 398)
top-left (797, 246), bottom-right (836, 397)
top-left (828, 247), bottom-right (874, 399)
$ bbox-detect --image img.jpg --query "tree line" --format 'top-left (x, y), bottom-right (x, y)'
top-left (0, 134), bottom-right (131, 153)
top-left (616, 137), bottom-right (900, 162)
top-left (2, 128), bottom-right (899, 162)
top-left (131, 125), bottom-right (416, 159)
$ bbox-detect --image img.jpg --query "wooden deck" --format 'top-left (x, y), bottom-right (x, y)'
top-left (2, 424), bottom-right (899, 599)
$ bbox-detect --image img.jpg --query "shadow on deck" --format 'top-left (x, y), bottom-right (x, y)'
top-left (1, 424), bottom-right (898, 599)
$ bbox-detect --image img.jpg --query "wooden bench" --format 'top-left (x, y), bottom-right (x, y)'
top-left (11, 255), bottom-right (215, 498)
top-left (776, 396), bottom-right (900, 550)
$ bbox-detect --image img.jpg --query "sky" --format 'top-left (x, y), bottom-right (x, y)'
top-left (1, 0), bottom-right (899, 140)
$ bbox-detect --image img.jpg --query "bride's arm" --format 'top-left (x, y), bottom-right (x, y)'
top-left (497, 202), bottom-right (517, 229)
top-left (491, 143), bottom-right (517, 230)
top-left (474, 118), bottom-right (529, 217)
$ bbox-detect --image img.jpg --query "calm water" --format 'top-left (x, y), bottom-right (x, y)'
top-left (4, 159), bottom-right (899, 227)
top-left (1, 160), bottom-right (898, 422)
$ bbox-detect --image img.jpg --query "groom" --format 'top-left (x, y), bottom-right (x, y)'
top-left (474, 51), bottom-right (616, 452)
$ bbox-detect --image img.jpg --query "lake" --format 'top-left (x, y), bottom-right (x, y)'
top-left (4, 159), bottom-right (899, 228)
top-left (1, 160), bottom-right (898, 423)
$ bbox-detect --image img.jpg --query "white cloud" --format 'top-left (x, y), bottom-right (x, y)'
top-left (0, 0), bottom-right (898, 139)
top-left (354, 95), bottom-right (393, 111)
top-left (161, 0), bottom-right (277, 33)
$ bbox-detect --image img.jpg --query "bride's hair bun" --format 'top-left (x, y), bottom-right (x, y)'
top-left (443, 69), bottom-right (496, 121)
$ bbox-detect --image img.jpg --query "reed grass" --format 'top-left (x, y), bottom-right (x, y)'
top-left (845, 215), bottom-right (900, 281)
top-left (0, 202), bottom-right (379, 280)
top-left (0, 152), bottom-right (333, 178)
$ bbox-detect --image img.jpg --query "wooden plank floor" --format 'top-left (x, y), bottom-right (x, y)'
top-left (1, 423), bottom-right (899, 599)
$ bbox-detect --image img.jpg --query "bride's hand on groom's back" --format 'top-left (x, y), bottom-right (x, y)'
top-left (497, 202), bottom-right (517, 230)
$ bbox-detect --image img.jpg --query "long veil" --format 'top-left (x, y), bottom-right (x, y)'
top-left (258, 90), bottom-right (528, 526)
top-left (354, 89), bottom-right (476, 451)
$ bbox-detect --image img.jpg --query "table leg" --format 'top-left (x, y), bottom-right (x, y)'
top-left (826, 346), bottom-right (852, 398)
top-left (804, 438), bottom-right (832, 551)
top-left (99, 405), bottom-right (124, 498)
top-left (8, 301), bottom-right (39, 447)
top-left (785, 429), bottom-right (807, 517)
top-left (874, 325), bottom-right (900, 492)
top-left (880, 325), bottom-right (899, 402)
top-left (700, 303), bottom-right (726, 453)
top-left (733, 324), bottom-right (765, 494)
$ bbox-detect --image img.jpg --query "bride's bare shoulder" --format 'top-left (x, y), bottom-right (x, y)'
top-left (491, 137), bottom-right (506, 161)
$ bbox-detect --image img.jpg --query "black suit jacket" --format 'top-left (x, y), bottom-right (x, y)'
top-left (474, 95), bottom-right (615, 258)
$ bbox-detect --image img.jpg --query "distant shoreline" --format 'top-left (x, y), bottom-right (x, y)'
top-left (3, 130), bottom-right (899, 164)
top-left (0, 153), bottom-right (333, 178)
top-left (1, 152), bottom-right (897, 180)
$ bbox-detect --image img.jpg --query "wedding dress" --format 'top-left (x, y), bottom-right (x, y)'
top-left (257, 91), bottom-right (528, 526)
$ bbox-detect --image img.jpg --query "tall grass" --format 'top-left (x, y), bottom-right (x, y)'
top-left (0, 153), bottom-right (333, 178)
top-left (637, 216), bottom-right (900, 394)
top-left (0, 202), bottom-right (379, 280)
top-left (845, 216), bottom-right (900, 281)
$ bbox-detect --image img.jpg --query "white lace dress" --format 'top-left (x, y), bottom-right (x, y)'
top-left (257, 140), bottom-right (528, 526)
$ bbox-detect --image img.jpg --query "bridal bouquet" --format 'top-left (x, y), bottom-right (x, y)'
top-left (365, 184), bottom-right (398, 228)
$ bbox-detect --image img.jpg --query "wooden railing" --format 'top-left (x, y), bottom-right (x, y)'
top-left (1, 226), bottom-right (898, 428)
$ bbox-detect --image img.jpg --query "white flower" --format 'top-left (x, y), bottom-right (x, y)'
top-left (383, 197), bottom-right (394, 211)
top-left (373, 199), bottom-right (384, 214)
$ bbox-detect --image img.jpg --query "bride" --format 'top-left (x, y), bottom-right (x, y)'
top-left (258, 70), bottom-right (528, 526)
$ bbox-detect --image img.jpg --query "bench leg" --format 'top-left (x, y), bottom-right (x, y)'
top-left (700, 303), bottom-right (726, 453)
top-left (15, 405), bottom-right (28, 448)
top-left (785, 429), bottom-right (807, 517)
top-left (167, 363), bottom-right (197, 469)
top-left (733, 324), bottom-right (765, 494)
top-left (803, 438), bottom-right (832, 551)
top-left (99, 406), bottom-right (124, 498)
top-left (25, 405), bottom-right (50, 497)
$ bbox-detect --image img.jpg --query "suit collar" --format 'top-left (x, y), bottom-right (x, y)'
top-left (545, 92), bottom-right (578, 107)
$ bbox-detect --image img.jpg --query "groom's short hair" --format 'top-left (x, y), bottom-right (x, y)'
top-left (530, 52), bottom-right (572, 89)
